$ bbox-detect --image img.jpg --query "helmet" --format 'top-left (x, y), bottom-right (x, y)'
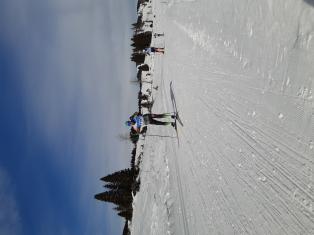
top-left (125, 121), bottom-right (132, 127)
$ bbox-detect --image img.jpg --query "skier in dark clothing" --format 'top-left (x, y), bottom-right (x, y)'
top-left (154, 33), bottom-right (164, 38)
top-left (125, 112), bottom-right (175, 133)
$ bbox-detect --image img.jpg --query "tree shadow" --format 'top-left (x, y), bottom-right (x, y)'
top-left (304, 0), bottom-right (314, 7)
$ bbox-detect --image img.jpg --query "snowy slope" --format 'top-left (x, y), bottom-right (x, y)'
top-left (132, 0), bottom-right (314, 234)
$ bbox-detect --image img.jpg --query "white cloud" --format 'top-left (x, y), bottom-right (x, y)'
top-left (0, 0), bottom-right (137, 171)
top-left (0, 167), bottom-right (22, 235)
top-left (1, 0), bottom-right (137, 234)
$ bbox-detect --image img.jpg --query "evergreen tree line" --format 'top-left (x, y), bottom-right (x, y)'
top-left (130, 32), bottom-right (152, 65)
top-left (94, 146), bottom-right (141, 235)
top-left (94, 168), bottom-right (140, 234)
top-left (130, 1), bottom-right (153, 65)
top-left (129, 4), bottom-right (153, 141)
top-left (95, 1), bottom-right (152, 234)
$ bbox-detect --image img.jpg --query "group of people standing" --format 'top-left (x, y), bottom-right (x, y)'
top-left (126, 43), bottom-right (170, 134)
top-left (125, 112), bottom-right (175, 134)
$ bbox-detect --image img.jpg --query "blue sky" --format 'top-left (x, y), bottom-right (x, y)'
top-left (0, 0), bottom-right (138, 234)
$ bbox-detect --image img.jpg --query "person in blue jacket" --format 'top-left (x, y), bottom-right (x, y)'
top-left (125, 112), bottom-right (175, 133)
top-left (142, 47), bottom-right (164, 55)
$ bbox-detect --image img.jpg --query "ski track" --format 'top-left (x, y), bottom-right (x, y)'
top-left (131, 0), bottom-right (314, 234)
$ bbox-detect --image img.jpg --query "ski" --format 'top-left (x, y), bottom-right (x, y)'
top-left (170, 81), bottom-right (183, 146)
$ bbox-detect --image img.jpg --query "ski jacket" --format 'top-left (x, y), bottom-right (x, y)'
top-left (131, 115), bottom-right (144, 129)
top-left (143, 47), bottom-right (154, 55)
top-left (129, 113), bottom-right (145, 132)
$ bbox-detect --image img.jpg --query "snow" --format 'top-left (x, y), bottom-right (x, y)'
top-left (131, 0), bottom-right (314, 234)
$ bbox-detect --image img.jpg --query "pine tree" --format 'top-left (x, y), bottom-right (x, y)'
top-left (122, 220), bottom-right (130, 235)
top-left (100, 168), bottom-right (134, 183)
top-left (132, 32), bottom-right (152, 50)
top-left (114, 205), bottom-right (129, 212)
top-left (118, 210), bottom-right (132, 221)
top-left (94, 190), bottom-right (132, 206)
top-left (131, 147), bottom-right (136, 170)
top-left (104, 182), bottom-right (132, 193)
top-left (131, 53), bottom-right (145, 65)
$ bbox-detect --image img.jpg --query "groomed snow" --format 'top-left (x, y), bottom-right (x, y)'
top-left (132, 0), bottom-right (314, 234)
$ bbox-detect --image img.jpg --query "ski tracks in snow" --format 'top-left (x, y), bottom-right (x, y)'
top-left (162, 1), bottom-right (314, 233)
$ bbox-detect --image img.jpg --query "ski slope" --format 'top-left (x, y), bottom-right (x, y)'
top-left (132, 0), bottom-right (314, 234)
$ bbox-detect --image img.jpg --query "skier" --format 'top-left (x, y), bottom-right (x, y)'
top-left (142, 47), bottom-right (164, 55)
top-left (125, 112), bottom-right (175, 134)
top-left (154, 33), bottom-right (164, 38)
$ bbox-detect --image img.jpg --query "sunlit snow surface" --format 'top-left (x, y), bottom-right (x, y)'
top-left (132, 0), bottom-right (314, 234)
